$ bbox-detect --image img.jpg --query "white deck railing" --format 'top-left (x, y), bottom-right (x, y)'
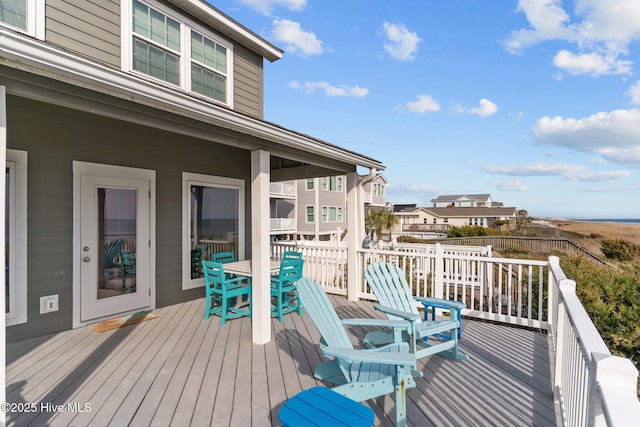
top-left (270, 241), bottom-right (640, 426)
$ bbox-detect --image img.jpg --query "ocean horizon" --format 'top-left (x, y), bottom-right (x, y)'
top-left (580, 219), bottom-right (640, 225)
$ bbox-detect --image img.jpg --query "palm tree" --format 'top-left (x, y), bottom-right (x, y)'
top-left (365, 209), bottom-right (397, 241)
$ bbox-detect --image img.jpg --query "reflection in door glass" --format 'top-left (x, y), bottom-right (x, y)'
top-left (99, 188), bottom-right (137, 299)
top-left (190, 185), bottom-right (239, 279)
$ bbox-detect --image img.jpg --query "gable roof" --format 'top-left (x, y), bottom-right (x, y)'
top-left (431, 194), bottom-right (492, 204)
top-left (400, 206), bottom-right (517, 218)
top-left (170, 0), bottom-right (283, 62)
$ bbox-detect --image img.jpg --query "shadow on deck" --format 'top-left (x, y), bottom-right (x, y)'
top-left (6, 295), bottom-right (556, 426)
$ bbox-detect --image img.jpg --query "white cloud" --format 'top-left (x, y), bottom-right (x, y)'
top-left (272, 19), bottom-right (322, 56)
top-left (483, 162), bottom-right (586, 176)
top-left (289, 81), bottom-right (369, 98)
top-left (532, 109), bottom-right (640, 166)
top-left (505, 0), bottom-right (640, 77)
top-left (552, 50), bottom-right (631, 75)
top-left (382, 22), bottom-right (421, 61)
top-left (627, 81), bottom-right (640, 105)
top-left (468, 98), bottom-right (498, 117)
top-left (234, 0), bottom-right (306, 15)
top-left (403, 95), bottom-right (440, 113)
top-left (489, 180), bottom-right (529, 191)
top-left (483, 162), bottom-right (630, 182)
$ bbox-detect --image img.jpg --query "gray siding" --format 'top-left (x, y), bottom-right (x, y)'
top-left (233, 44), bottom-right (264, 118)
top-left (46, 0), bottom-right (121, 68)
top-left (45, 0), bottom-right (264, 117)
top-left (317, 186), bottom-right (346, 234)
top-left (6, 96), bottom-right (252, 342)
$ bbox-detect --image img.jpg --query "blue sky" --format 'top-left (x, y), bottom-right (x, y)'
top-left (212, 0), bottom-right (640, 219)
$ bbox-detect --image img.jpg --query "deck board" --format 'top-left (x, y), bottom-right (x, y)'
top-left (6, 295), bottom-right (556, 427)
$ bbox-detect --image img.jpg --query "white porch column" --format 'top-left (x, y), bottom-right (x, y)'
top-left (251, 150), bottom-right (271, 344)
top-left (0, 86), bottom-right (7, 425)
top-left (346, 172), bottom-right (360, 301)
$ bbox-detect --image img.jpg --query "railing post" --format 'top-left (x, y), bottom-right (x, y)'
top-left (553, 278), bottom-right (575, 427)
top-left (547, 256), bottom-right (560, 338)
top-left (434, 243), bottom-right (444, 299)
top-left (591, 353), bottom-right (640, 427)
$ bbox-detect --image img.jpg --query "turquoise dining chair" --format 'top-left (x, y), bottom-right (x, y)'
top-left (202, 261), bottom-right (251, 325)
top-left (270, 257), bottom-right (304, 322)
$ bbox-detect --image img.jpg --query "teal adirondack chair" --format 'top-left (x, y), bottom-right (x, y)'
top-left (364, 262), bottom-right (469, 361)
top-left (119, 249), bottom-right (136, 293)
top-left (297, 278), bottom-right (421, 427)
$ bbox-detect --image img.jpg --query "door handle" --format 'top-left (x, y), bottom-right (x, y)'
top-left (83, 257), bottom-right (91, 262)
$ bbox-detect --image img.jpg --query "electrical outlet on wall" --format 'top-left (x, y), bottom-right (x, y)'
top-left (40, 295), bottom-right (59, 314)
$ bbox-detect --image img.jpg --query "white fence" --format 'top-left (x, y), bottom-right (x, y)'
top-left (271, 241), bottom-right (640, 426)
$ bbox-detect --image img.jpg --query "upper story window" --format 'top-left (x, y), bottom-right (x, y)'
top-left (373, 183), bottom-right (385, 197)
top-left (305, 178), bottom-right (314, 190)
top-left (124, 0), bottom-right (233, 106)
top-left (0, 0), bottom-right (45, 39)
top-left (321, 176), bottom-right (343, 192)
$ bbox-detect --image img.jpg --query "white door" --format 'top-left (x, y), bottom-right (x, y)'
top-left (75, 163), bottom-right (153, 322)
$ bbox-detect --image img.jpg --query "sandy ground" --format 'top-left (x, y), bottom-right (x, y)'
top-left (548, 219), bottom-right (640, 256)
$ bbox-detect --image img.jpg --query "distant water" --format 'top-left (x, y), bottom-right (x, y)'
top-left (582, 219), bottom-right (640, 225)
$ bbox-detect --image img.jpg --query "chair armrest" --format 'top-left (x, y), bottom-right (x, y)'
top-left (372, 304), bottom-right (420, 322)
top-left (320, 345), bottom-right (415, 366)
top-left (415, 296), bottom-right (466, 310)
top-left (226, 276), bottom-right (250, 285)
top-left (340, 318), bottom-right (411, 331)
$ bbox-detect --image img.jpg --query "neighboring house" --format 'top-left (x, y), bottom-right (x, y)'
top-left (431, 193), bottom-right (501, 208)
top-left (392, 206), bottom-right (518, 238)
top-left (0, 0), bottom-right (383, 343)
top-left (269, 172), bottom-right (388, 242)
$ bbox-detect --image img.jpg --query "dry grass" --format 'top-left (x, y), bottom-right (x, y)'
top-left (549, 220), bottom-right (640, 256)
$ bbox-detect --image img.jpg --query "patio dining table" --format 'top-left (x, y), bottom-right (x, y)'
top-left (222, 259), bottom-right (281, 277)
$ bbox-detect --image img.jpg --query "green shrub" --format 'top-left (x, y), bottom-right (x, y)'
top-left (600, 239), bottom-right (639, 260)
top-left (560, 257), bottom-right (640, 368)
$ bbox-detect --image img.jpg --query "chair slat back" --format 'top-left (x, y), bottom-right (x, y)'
top-left (202, 261), bottom-right (225, 287)
top-left (282, 250), bottom-right (303, 261)
top-left (365, 262), bottom-right (420, 318)
top-left (297, 278), bottom-right (353, 350)
top-left (277, 257), bottom-right (304, 282)
top-left (212, 251), bottom-right (235, 264)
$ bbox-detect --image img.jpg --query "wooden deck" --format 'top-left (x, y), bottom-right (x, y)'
top-left (6, 296), bottom-right (557, 426)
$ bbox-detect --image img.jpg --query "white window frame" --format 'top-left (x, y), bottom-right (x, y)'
top-left (121, 0), bottom-right (234, 107)
top-left (321, 206), bottom-right (343, 223)
top-left (6, 149), bottom-right (27, 326)
top-left (182, 172), bottom-right (244, 290)
top-left (305, 205), bottom-right (314, 223)
top-left (0, 0), bottom-right (45, 39)
top-left (305, 178), bottom-right (314, 191)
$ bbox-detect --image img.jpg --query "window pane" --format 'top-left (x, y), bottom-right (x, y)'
top-left (306, 206), bottom-right (314, 222)
top-left (132, 0), bottom-right (149, 38)
top-left (190, 185), bottom-right (239, 279)
top-left (329, 207), bottom-right (337, 222)
top-left (0, 0), bottom-right (26, 30)
top-left (191, 63), bottom-right (226, 102)
top-left (134, 38), bottom-right (179, 85)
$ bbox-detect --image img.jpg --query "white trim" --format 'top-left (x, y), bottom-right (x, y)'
top-left (72, 162), bottom-right (156, 328)
top-left (5, 149), bottom-right (27, 326)
top-left (0, 30), bottom-right (384, 170)
top-left (181, 172), bottom-right (245, 290)
top-left (0, 85), bottom-right (6, 427)
top-left (122, 0), bottom-right (234, 107)
top-left (0, 0), bottom-right (44, 39)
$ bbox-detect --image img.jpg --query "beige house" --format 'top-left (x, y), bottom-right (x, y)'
top-left (392, 205), bottom-right (518, 238)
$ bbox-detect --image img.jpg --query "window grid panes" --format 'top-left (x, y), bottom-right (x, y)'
top-left (306, 206), bottom-right (314, 222)
top-left (191, 31), bottom-right (227, 102)
top-left (306, 178), bottom-right (314, 190)
top-left (321, 206), bottom-right (343, 223)
top-left (132, 0), bottom-right (181, 85)
top-left (0, 0), bottom-right (26, 30)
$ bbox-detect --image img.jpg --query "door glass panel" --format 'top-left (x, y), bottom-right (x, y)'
top-left (99, 188), bottom-right (137, 299)
top-left (190, 185), bottom-right (238, 279)
top-left (5, 167), bottom-right (10, 313)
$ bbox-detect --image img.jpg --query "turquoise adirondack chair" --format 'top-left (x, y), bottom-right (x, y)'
top-left (297, 278), bottom-right (421, 427)
top-left (271, 257), bottom-right (304, 322)
top-left (364, 262), bottom-right (469, 361)
top-left (202, 261), bottom-right (251, 325)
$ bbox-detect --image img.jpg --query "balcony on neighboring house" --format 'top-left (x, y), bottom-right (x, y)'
top-left (269, 181), bottom-right (297, 198)
top-left (270, 217), bottom-right (297, 234)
